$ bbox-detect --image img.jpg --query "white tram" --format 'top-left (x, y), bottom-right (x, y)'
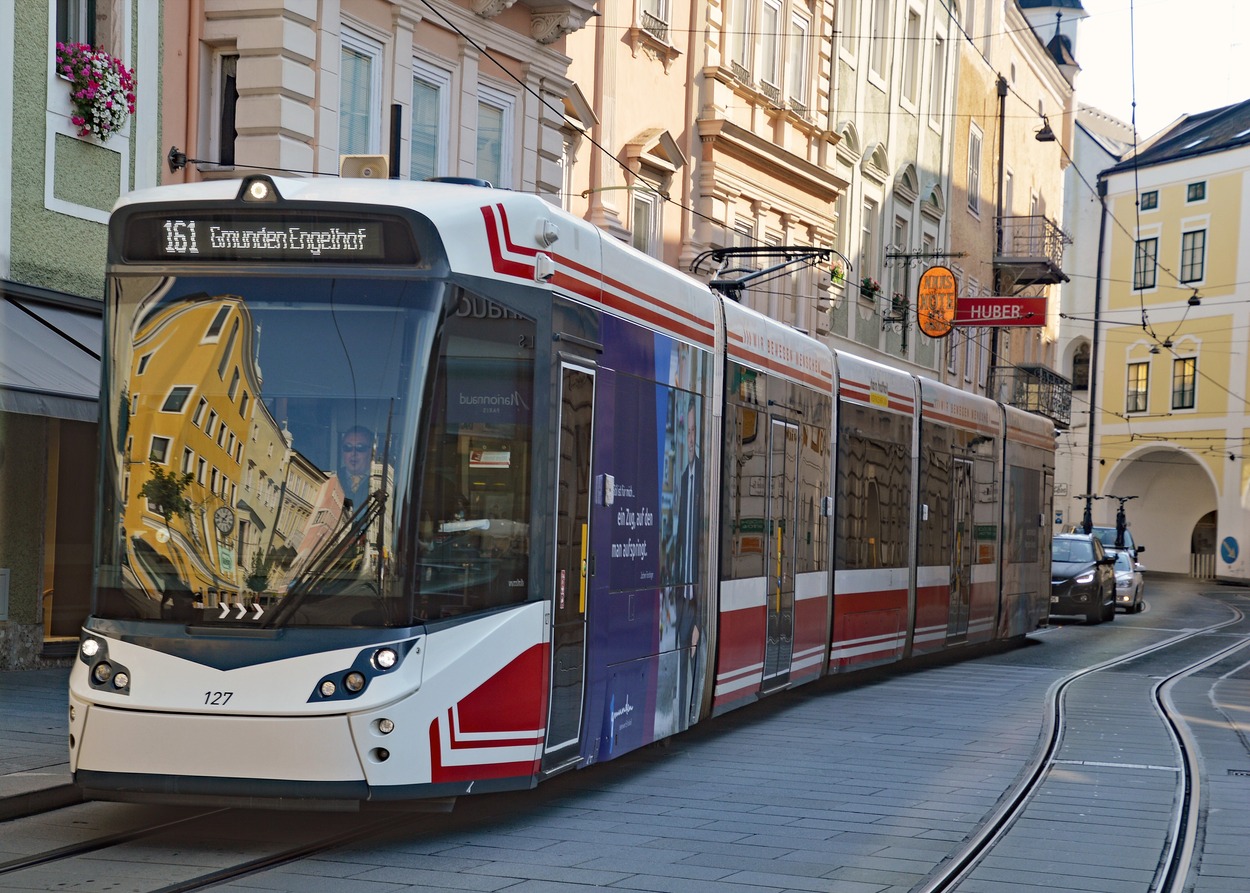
top-left (70, 176), bottom-right (1053, 807)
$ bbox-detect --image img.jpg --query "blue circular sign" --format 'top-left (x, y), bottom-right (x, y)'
top-left (1221, 536), bottom-right (1239, 564)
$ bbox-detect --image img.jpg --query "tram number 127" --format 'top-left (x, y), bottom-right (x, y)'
top-left (204, 691), bottom-right (234, 706)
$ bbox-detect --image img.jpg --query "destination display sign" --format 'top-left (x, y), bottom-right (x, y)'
top-left (120, 211), bottom-right (419, 264)
top-left (953, 296), bottom-right (1047, 327)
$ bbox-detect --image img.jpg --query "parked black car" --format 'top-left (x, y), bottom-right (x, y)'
top-left (1051, 533), bottom-right (1117, 624)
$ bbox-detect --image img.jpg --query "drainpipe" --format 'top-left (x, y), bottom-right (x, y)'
top-left (183, 0), bottom-right (203, 183)
top-left (991, 74), bottom-right (1008, 388)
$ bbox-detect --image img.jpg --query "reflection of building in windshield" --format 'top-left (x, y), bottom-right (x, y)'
top-left (123, 296), bottom-right (293, 609)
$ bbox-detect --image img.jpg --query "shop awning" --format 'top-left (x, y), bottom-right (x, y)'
top-left (0, 295), bottom-right (101, 422)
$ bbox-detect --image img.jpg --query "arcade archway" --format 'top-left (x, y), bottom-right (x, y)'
top-left (1102, 448), bottom-right (1216, 576)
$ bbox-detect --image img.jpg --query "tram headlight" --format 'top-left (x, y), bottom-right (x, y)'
top-left (320, 680), bottom-right (337, 697)
top-left (92, 661), bottom-right (114, 685)
top-left (81, 639), bottom-right (100, 658)
top-left (113, 672), bottom-right (130, 690)
top-left (376, 718), bottom-right (395, 735)
top-left (372, 648), bottom-right (398, 670)
top-left (344, 671), bottom-right (367, 693)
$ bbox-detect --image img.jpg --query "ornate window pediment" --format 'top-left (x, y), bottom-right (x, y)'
top-left (622, 128), bottom-right (687, 176)
top-left (895, 164), bottom-right (919, 204)
top-left (471, 0), bottom-right (599, 45)
top-left (862, 142), bottom-right (890, 183)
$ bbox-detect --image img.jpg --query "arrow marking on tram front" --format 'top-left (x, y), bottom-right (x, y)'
top-left (252, 603), bottom-right (264, 619)
top-left (219, 604), bottom-right (230, 619)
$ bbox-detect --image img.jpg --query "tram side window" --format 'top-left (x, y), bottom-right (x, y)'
top-left (918, 426), bottom-right (953, 566)
top-left (1005, 464), bottom-right (1041, 562)
top-left (795, 421), bottom-right (830, 574)
top-left (721, 403), bottom-right (768, 580)
top-left (414, 298), bottom-right (535, 619)
top-left (835, 403), bottom-right (912, 570)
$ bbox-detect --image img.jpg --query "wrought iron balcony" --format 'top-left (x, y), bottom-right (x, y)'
top-left (640, 10), bottom-right (669, 43)
top-left (989, 364), bottom-right (1071, 428)
top-left (994, 215), bottom-right (1071, 291)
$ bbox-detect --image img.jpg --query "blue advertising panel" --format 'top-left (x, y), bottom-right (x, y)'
top-left (584, 315), bottom-right (710, 761)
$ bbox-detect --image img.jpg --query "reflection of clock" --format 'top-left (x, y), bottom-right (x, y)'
top-left (214, 506), bottom-right (235, 535)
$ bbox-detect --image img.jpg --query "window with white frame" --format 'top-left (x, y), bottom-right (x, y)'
top-left (869, 0), bottom-right (890, 77)
top-left (1071, 342), bottom-right (1090, 391)
top-left (967, 125), bottom-right (983, 213)
top-left (1180, 229), bottom-right (1206, 283)
top-left (1172, 357), bottom-right (1196, 410)
top-left (206, 51), bottom-right (239, 167)
top-left (161, 386), bottom-right (194, 413)
top-left (788, 11), bottom-right (811, 109)
top-left (840, 0), bottom-right (858, 54)
top-left (902, 9), bottom-right (921, 105)
top-left (476, 84), bottom-right (515, 188)
top-left (411, 61), bottom-right (452, 181)
top-left (727, 0), bottom-right (754, 74)
top-left (929, 35), bottom-right (946, 123)
top-left (149, 435), bottom-right (172, 464)
top-left (860, 198), bottom-right (879, 297)
top-left (1126, 361), bottom-right (1149, 413)
top-left (890, 216), bottom-right (910, 315)
top-left (760, 0), bottom-right (782, 89)
top-left (340, 29), bottom-right (383, 156)
top-left (57, 0), bottom-right (96, 44)
top-left (1133, 237), bottom-right (1158, 290)
top-left (640, 0), bottom-right (670, 40)
top-left (632, 187), bottom-right (662, 258)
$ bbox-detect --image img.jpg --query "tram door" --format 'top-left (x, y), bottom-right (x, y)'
top-left (544, 364), bottom-right (595, 772)
top-left (947, 458), bottom-right (974, 642)
top-left (762, 419), bottom-right (798, 691)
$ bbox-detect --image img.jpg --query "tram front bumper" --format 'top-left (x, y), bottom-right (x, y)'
top-left (72, 697), bottom-right (372, 805)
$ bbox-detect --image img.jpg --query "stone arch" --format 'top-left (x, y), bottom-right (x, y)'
top-left (1102, 446), bottom-right (1217, 575)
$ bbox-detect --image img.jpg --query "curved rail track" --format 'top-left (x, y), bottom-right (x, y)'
top-left (918, 599), bottom-right (1250, 893)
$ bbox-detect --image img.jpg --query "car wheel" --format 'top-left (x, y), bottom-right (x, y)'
top-left (1086, 602), bottom-right (1103, 624)
top-left (1104, 595), bottom-right (1116, 622)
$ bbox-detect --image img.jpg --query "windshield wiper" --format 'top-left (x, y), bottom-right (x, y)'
top-left (262, 489), bottom-right (387, 627)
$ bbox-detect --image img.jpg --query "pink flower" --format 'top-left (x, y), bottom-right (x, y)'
top-left (55, 41), bottom-right (136, 141)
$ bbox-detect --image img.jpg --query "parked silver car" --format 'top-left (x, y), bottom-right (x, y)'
top-left (1112, 550), bottom-right (1145, 613)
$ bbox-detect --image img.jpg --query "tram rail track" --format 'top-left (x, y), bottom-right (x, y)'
top-left (0, 802), bottom-right (434, 892)
top-left (916, 600), bottom-right (1250, 893)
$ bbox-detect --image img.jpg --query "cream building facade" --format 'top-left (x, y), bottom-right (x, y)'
top-left (945, 0), bottom-right (1077, 419)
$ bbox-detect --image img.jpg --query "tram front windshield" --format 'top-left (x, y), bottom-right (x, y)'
top-left (95, 273), bottom-right (534, 628)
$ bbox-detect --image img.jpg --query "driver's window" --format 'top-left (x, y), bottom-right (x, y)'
top-left (415, 294), bottom-right (536, 619)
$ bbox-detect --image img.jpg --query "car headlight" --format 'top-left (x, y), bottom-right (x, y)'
top-left (1076, 571), bottom-right (1095, 584)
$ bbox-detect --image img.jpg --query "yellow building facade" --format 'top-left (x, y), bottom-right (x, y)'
top-left (1095, 104), bottom-right (1250, 577)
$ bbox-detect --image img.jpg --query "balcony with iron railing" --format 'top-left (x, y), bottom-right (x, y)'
top-left (994, 215), bottom-right (1071, 292)
top-left (640, 10), bottom-right (669, 43)
top-left (988, 364), bottom-right (1072, 428)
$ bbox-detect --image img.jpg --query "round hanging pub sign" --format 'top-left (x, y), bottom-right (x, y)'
top-left (916, 265), bottom-right (958, 338)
